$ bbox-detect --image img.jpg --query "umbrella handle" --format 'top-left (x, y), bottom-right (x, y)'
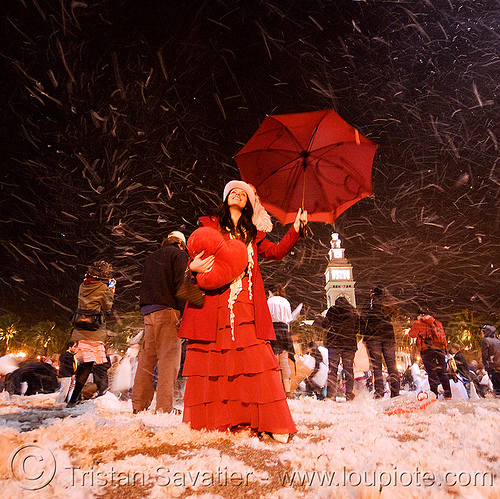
top-left (299, 220), bottom-right (311, 239)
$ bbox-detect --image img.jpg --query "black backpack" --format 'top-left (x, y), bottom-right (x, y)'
top-left (71, 309), bottom-right (102, 331)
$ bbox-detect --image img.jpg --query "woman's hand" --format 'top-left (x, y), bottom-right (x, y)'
top-left (293, 208), bottom-right (308, 233)
top-left (189, 251), bottom-right (215, 274)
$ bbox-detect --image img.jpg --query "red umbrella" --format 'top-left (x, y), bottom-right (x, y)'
top-left (234, 109), bottom-right (377, 224)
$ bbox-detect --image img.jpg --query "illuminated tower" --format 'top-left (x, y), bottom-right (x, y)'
top-left (324, 232), bottom-right (356, 308)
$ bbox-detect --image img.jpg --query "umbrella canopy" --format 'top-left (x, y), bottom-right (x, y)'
top-left (234, 109), bottom-right (377, 225)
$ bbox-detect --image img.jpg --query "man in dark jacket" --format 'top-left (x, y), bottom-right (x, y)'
top-left (362, 287), bottom-right (400, 398)
top-left (325, 297), bottom-right (359, 401)
top-left (481, 325), bottom-right (500, 397)
top-left (132, 231), bottom-right (189, 414)
top-left (409, 310), bottom-right (451, 399)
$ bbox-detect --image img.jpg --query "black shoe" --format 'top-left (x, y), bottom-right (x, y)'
top-left (66, 402), bottom-right (76, 408)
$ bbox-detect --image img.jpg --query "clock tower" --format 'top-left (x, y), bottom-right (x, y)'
top-left (325, 232), bottom-right (356, 308)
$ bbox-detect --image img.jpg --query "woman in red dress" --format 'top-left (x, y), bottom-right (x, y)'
top-left (179, 180), bottom-right (307, 443)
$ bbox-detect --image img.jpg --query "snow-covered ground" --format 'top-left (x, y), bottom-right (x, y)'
top-left (1, 390), bottom-right (499, 499)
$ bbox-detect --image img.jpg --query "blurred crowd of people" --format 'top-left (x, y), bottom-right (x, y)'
top-left (1, 276), bottom-right (499, 407)
top-left (1, 180), bottom-right (499, 447)
top-left (282, 287), bottom-right (500, 403)
top-left (1, 275), bottom-right (499, 409)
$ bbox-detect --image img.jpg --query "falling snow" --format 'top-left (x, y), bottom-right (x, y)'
top-left (0, 1), bottom-right (499, 323)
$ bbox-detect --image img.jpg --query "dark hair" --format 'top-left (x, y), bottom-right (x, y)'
top-left (86, 260), bottom-right (114, 279)
top-left (269, 284), bottom-right (287, 298)
top-left (216, 196), bottom-right (257, 245)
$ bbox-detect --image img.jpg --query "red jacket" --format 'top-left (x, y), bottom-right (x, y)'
top-left (408, 315), bottom-right (435, 352)
top-left (178, 216), bottom-right (300, 342)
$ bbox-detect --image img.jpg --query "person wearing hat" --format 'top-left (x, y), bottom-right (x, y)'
top-left (178, 180), bottom-right (307, 443)
top-left (481, 325), bottom-right (500, 397)
top-left (68, 260), bottom-right (116, 407)
top-left (132, 231), bottom-right (189, 414)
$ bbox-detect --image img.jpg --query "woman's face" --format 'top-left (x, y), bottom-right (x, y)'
top-left (227, 188), bottom-right (248, 210)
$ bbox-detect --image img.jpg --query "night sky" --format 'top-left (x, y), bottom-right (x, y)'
top-left (1, 0), bottom-right (499, 326)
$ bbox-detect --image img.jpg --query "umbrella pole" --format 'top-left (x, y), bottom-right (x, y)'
top-left (301, 174), bottom-right (306, 212)
top-left (301, 155), bottom-right (308, 212)
top-left (300, 159), bottom-right (309, 237)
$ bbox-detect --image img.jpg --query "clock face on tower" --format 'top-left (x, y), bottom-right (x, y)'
top-left (330, 268), bottom-right (350, 280)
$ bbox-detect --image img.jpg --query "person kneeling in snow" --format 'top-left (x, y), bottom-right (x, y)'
top-left (5, 361), bottom-right (59, 396)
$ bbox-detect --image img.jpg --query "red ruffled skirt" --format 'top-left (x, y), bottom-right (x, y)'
top-left (182, 277), bottom-right (296, 434)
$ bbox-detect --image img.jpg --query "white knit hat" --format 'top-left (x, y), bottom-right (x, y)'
top-left (167, 230), bottom-right (186, 246)
top-left (223, 181), bottom-right (255, 208)
top-left (223, 180), bottom-right (273, 232)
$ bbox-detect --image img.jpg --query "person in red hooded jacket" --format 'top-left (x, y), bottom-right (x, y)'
top-left (409, 309), bottom-right (451, 399)
top-left (178, 180), bottom-right (307, 443)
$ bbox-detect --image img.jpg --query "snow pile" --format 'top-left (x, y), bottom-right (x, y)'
top-left (0, 391), bottom-right (499, 498)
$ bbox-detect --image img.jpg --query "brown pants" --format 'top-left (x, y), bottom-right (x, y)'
top-left (132, 308), bottom-right (181, 413)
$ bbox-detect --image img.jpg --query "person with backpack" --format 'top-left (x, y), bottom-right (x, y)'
top-left (67, 260), bottom-right (116, 407)
top-left (409, 309), bottom-right (452, 399)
